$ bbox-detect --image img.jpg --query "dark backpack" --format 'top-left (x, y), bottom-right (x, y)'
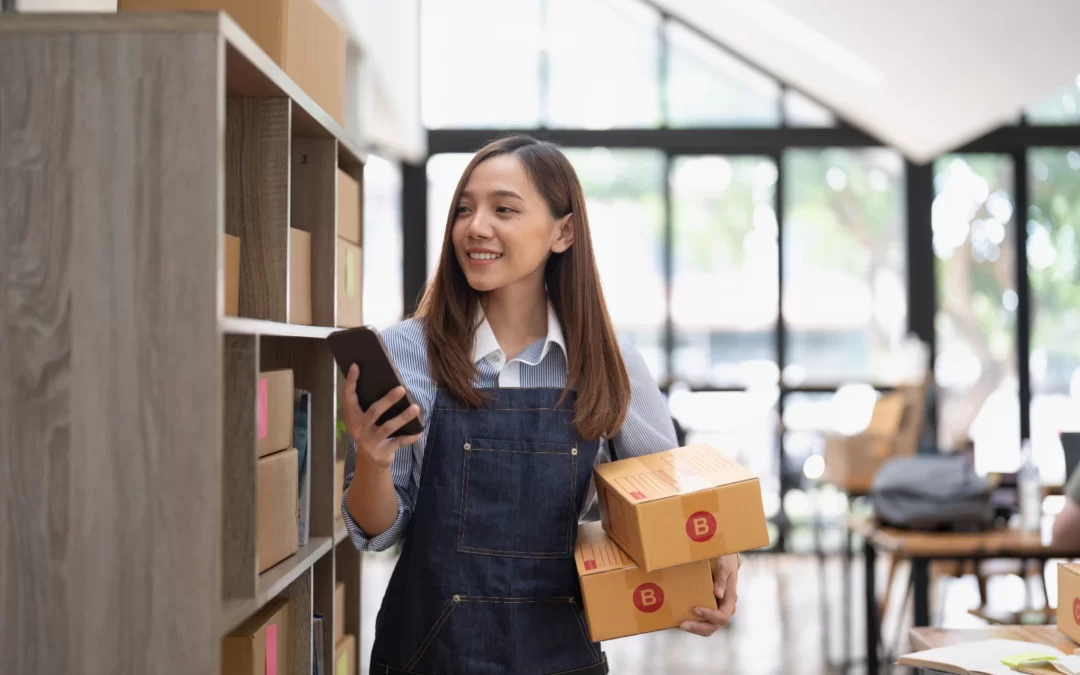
top-left (870, 455), bottom-right (995, 531)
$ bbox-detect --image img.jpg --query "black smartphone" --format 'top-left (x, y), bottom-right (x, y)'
top-left (327, 326), bottom-right (424, 438)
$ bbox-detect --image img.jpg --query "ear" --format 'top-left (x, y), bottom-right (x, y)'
top-left (550, 213), bottom-right (574, 254)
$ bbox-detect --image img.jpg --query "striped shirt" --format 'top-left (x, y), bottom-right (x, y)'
top-left (342, 302), bottom-right (679, 552)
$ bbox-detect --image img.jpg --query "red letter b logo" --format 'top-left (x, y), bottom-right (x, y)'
top-left (633, 583), bottom-right (665, 613)
top-left (686, 511), bottom-right (717, 542)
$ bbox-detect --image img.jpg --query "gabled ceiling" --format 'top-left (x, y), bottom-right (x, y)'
top-left (652, 0), bottom-right (1080, 163)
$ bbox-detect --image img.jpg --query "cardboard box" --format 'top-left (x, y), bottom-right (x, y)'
top-left (334, 458), bottom-right (346, 521)
top-left (1059, 563), bottom-right (1080, 643)
top-left (333, 634), bottom-right (355, 675)
top-left (257, 448), bottom-right (299, 573)
top-left (822, 380), bottom-right (928, 493)
top-left (595, 443), bottom-right (769, 572)
top-left (336, 239), bottom-right (362, 328)
top-left (575, 521), bottom-right (714, 642)
top-left (224, 233), bottom-right (241, 317)
top-left (118, 0), bottom-right (345, 124)
top-left (337, 169), bottom-right (361, 245)
top-left (222, 596), bottom-right (293, 675)
top-left (289, 228), bottom-right (312, 325)
top-left (334, 581), bottom-right (346, 643)
top-left (257, 369), bottom-right (295, 458)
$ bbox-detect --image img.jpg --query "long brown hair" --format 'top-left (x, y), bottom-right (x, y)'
top-left (416, 135), bottom-right (631, 440)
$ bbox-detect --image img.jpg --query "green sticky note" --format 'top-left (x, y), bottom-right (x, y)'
top-left (345, 249), bottom-right (356, 298)
top-left (1001, 651), bottom-right (1058, 668)
top-left (336, 650), bottom-right (349, 675)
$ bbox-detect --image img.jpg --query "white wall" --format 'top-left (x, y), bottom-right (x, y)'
top-left (17, 0), bottom-right (116, 9)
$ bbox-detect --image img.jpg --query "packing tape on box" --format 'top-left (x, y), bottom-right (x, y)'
top-left (680, 489), bottom-right (726, 562)
top-left (624, 567), bottom-right (677, 630)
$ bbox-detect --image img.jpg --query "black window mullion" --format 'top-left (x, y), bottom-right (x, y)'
top-left (1013, 149), bottom-right (1032, 443)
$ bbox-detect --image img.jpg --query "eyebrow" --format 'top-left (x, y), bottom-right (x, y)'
top-left (461, 189), bottom-right (524, 201)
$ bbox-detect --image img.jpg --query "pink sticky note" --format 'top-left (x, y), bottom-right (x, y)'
top-left (257, 378), bottom-right (268, 440)
top-left (265, 624), bottom-right (278, 675)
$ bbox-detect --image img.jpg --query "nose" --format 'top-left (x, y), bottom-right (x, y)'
top-left (465, 207), bottom-right (495, 240)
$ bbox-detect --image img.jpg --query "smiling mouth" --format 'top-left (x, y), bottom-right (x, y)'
top-left (468, 252), bottom-right (503, 260)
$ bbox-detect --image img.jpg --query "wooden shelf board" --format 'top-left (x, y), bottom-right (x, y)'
top-left (221, 536), bottom-right (332, 634)
top-left (221, 316), bottom-right (339, 339)
top-left (334, 519), bottom-right (348, 545)
top-left (0, 11), bottom-right (367, 168)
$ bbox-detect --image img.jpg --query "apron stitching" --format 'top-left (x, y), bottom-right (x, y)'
top-left (567, 444), bottom-right (577, 556)
top-left (571, 603), bottom-right (601, 661)
top-left (550, 654), bottom-right (608, 675)
top-left (457, 545), bottom-right (571, 558)
top-left (457, 438), bottom-right (471, 549)
top-left (468, 448), bottom-right (568, 455)
top-left (403, 598), bottom-right (458, 671)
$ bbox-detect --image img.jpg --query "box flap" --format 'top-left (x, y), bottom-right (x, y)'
top-left (1062, 562), bottom-right (1080, 579)
top-left (575, 521), bottom-right (635, 576)
top-left (593, 444), bottom-right (754, 504)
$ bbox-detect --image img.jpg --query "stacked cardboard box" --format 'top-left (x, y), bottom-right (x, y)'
top-left (222, 597), bottom-right (293, 675)
top-left (1058, 563), bottom-right (1080, 643)
top-left (577, 443), bottom-right (769, 642)
top-left (336, 169), bottom-right (363, 328)
top-left (822, 378), bottom-right (928, 493)
top-left (257, 369), bottom-right (299, 573)
top-left (118, 0), bottom-right (346, 125)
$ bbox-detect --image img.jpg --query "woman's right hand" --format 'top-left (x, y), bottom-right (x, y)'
top-left (342, 363), bottom-right (422, 470)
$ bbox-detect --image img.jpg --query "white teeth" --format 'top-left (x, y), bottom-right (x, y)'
top-left (469, 252), bottom-right (503, 260)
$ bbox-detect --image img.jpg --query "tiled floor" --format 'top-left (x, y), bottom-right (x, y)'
top-left (358, 550), bottom-right (1051, 674)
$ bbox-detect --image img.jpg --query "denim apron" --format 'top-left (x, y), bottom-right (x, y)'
top-left (369, 386), bottom-right (609, 675)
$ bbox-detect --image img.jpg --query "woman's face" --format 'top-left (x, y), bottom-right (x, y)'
top-left (451, 154), bottom-right (572, 293)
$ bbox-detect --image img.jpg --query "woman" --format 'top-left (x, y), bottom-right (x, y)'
top-left (341, 135), bottom-right (740, 674)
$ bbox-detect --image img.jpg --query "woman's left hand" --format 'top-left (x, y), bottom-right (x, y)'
top-left (679, 553), bottom-right (740, 637)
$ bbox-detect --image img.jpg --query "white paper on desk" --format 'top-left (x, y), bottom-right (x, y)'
top-left (896, 639), bottom-right (1067, 674)
top-left (1048, 655), bottom-right (1080, 675)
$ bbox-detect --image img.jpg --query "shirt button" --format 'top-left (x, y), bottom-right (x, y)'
top-left (488, 353), bottom-right (501, 363)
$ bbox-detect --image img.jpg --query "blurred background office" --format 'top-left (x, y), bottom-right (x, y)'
top-left (8, 0), bottom-right (1080, 672)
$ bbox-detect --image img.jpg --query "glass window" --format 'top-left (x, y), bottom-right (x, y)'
top-left (782, 148), bottom-right (907, 386)
top-left (670, 155), bottom-right (778, 388)
top-left (1028, 149), bottom-right (1080, 484)
top-left (563, 148), bottom-right (667, 380)
top-left (425, 154), bottom-right (473, 278)
top-left (665, 20), bottom-right (780, 128)
top-left (421, 0), bottom-right (542, 129)
top-left (783, 89), bottom-right (836, 127)
top-left (669, 388), bottom-right (780, 547)
top-left (933, 155), bottom-right (1019, 461)
top-left (1026, 76), bottom-right (1080, 125)
top-left (546, 0), bottom-right (661, 128)
top-left (362, 155), bottom-right (404, 328)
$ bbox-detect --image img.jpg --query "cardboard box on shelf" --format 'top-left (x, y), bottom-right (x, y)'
top-left (337, 169), bottom-right (361, 245)
top-left (595, 443), bottom-right (769, 572)
top-left (289, 228), bottom-right (312, 326)
top-left (334, 581), bottom-right (346, 643)
top-left (336, 239), bottom-right (362, 328)
top-left (334, 634), bottom-right (355, 675)
top-left (224, 233), bottom-right (241, 317)
top-left (257, 369), bottom-right (295, 458)
top-left (1058, 563), bottom-right (1080, 643)
top-left (222, 596), bottom-right (293, 675)
top-left (334, 458), bottom-right (346, 521)
top-left (117, 0), bottom-right (345, 124)
top-left (257, 448), bottom-right (299, 573)
top-left (822, 380), bottom-right (928, 494)
top-left (575, 521), bottom-right (714, 642)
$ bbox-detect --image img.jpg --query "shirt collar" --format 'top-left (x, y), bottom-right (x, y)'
top-left (472, 301), bottom-right (566, 365)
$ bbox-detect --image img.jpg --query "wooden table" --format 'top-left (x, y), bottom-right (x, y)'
top-left (855, 519), bottom-right (1080, 674)
top-left (910, 625), bottom-right (1076, 652)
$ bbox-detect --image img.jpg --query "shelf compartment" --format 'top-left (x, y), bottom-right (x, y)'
top-left (290, 128), bottom-right (338, 328)
top-left (221, 316), bottom-right (339, 339)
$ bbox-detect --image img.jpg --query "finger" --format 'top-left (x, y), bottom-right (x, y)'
top-left (377, 404), bottom-right (421, 438)
top-left (678, 620), bottom-right (719, 637)
top-left (714, 563), bottom-right (732, 600)
top-left (390, 433), bottom-right (423, 450)
top-left (364, 386), bottom-right (407, 423)
top-left (345, 363), bottom-right (360, 386)
top-left (718, 583), bottom-right (738, 617)
top-left (692, 606), bottom-right (732, 626)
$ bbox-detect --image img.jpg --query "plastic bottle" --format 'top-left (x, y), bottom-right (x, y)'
top-left (1017, 439), bottom-right (1042, 532)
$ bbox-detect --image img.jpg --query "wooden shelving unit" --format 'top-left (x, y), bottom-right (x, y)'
top-left (1, 11), bottom-right (367, 675)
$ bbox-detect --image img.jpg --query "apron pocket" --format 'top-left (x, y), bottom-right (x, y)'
top-left (406, 595), bottom-right (600, 675)
top-left (458, 437), bottom-right (577, 558)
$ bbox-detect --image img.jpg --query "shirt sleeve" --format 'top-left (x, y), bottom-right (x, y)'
top-left (340, 319), bottom-right (433, 552)
top-left (608, 337), bottom-right (679, 459)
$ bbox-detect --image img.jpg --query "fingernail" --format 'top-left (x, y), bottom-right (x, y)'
top-left (694, 608), bottom-right (705, 617)
top-left (679, 622), bottom-right (691, 631)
